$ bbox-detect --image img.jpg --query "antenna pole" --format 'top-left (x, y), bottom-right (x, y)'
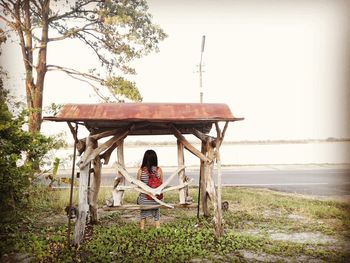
top-left (199, 35), bottom-right (205, 103)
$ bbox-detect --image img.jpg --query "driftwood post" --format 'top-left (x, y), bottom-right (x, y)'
top-left (216, 149), bottom-right (222, 227)
top-left (177, 140), bottom-right (187, 204)
top-left (89, 155), bottom-right (101, 224)
top-left (205, 139), bottom-right (223, 238)
top-left (200, 141), bottom-right (209, 216)
top-left (112, 141), bottom-right (125, 206)
top-left (74, 136), bottom-right (96, 245)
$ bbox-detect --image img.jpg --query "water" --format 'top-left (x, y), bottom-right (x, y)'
top-left (53, 141), bottom-right (350, 169)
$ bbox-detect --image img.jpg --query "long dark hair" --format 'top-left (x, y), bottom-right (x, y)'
top-left (141, 149), bottom-right (158, 173)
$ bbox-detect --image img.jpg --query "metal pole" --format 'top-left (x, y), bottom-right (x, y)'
top-left (199, 35), bottom-right (205, 103)
top-left (67, 123), bottom-right (78, 246)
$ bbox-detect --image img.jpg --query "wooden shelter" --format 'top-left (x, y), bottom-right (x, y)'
top-left (44, 103), bottom-right (243, 245)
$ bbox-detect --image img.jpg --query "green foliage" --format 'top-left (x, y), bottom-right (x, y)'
top-left (105, 76), bottom-right (142, 102)
top-left (45, 103), bottom-right (62, 116)
top-left (1, 187), bottom-right (350, 262)
top-left (2, 216), bottom-right (349, 262)
top-left (0, 89), bottom-right (64, 212)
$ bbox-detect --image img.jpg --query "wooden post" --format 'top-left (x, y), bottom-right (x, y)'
top-left (216, 149), bottom-right (223, 237)
top-left (200, 141), bottom-right (209, 216)
top-left (112, 140), bottom-right (125, 206)
top-left (177, 139), bottom-right (187, 204)
top-left (89, 155), bottom-right (101, 224)
top-left (205, 139), bottom-right (223, 238)
top-left (74, 136), bottom-right (95, 245)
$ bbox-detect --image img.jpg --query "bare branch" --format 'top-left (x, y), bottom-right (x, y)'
top-left (31, 0), bottom-right (41, 11)
top-left (0, 14), bottom-right (16, 28)
top-left (48, 22), bottom-right (97, 42)
top-left (67, 74), bottom-right (110, 102)
top-left (46, 64), bottom-right (115, 101)
top-left (48, 0), bottom-right (100, 22)
top-left (46, 65), bottom-right (102, 82)
top-left (0, 0), bottom-right (17, 19)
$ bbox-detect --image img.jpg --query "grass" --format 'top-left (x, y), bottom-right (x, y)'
top-left (0, 186), bottom-right (349, 262)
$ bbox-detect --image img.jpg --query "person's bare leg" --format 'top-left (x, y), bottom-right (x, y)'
top-left (155, 220), bottom-right (160, 229)
top-left (140, 218), bottom-right (146, 230)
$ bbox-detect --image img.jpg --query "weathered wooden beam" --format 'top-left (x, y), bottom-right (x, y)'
top-left (200, 141), bottom-right (209, 216)
top-left (90, 128), bottom-right (125, 141)
top-left (79, 128), bottom-right (130, 168)
top-left (162, 179), bottom-right (193, 193)
top-left (76, 139), bottom-right (86, 156)
top-left (89, 155), bottom-right (101, 224)
top-left (116, 179), bottom-right (193, 193)
top-left (205, 143), bottom-right (223, 238)
top-left (112, 141), bottom-right (125, 206)
top-left (74, 136), bottom-right (96, 245)
top-left (216, 149), bottom-right (222, 232)
top-left (103, 203), bottom-right (198, 211)
top-left (99, 140), bottom-right (119, 165)
top-left (67, 122), bottom-right (79, 143)
top-left (171, 124), bottom-right (212, 163)
top-left (215, 121), bottom-right (229, 149)
top-left (67, 122), bottom-right (86, 156)
top-left (114, 163), bottom-right (185, 208)
top-left (192, 128), bottom-right (208, 142)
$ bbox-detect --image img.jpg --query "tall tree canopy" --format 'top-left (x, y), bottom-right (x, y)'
top-left (0, 0), bottom-right (167, 132)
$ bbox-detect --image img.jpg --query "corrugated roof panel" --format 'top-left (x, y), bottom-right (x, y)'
top-left (43, 103), bottom-right (242, 122)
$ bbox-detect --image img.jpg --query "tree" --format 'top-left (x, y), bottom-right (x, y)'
top-left (0, 0), bottom-right (167, 133)
top-left (1, 17), bottom-right (63, 211)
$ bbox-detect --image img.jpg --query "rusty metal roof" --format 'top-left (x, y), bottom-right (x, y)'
top-left (43, 103), bottom-right (243, 135)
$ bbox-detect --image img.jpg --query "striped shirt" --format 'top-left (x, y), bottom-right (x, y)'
top-left (139, 166), bottom-right (161, 221)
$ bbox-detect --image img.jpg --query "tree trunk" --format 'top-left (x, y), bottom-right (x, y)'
top-left (28, 0), bottom-right (50, 133)
top-left (25, 0), bottom-right (50, 133)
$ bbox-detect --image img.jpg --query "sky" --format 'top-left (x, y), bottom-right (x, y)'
top-left (1, 0), bottom-right (350, 142)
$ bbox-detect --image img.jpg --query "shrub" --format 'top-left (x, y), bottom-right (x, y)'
top-left (0, 88), bottom-right (63, 212)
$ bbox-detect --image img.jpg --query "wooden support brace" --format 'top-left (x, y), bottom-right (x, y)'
top-left (116, 179), bottom-right (193, 193)
top-left (67, 122), bottom-right (86, 155)
top-left (171, 124), bottom-right (212, 163)
top-left (79, 128), bottom-right (130, 168)
top-left (67, 122), bottom-right (79, 143)
top-left (114, 163), bottom-right (186, 208)
top-left (103, 203), bottom-right (198, 211)
top-left (90, 128), bottom-right (125, 140)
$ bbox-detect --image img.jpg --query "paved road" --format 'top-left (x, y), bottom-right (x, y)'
top-left (87, 167), bottom-right (350, 197)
